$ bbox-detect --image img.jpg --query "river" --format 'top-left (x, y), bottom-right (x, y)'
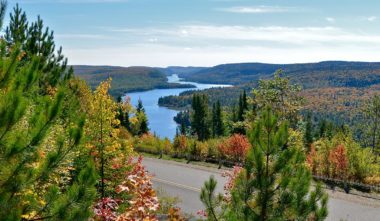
top-left (126, 74), bottom-right (230, 139)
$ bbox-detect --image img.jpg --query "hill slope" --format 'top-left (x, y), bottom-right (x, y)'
top-left (73, 65), bottom-right (195, 97)
top-left (179, 61), bottom-right (380, 89)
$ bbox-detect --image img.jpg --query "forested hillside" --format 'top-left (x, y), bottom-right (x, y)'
top-left (159, 62), bottom-right (380, 127)
top-left (73, 65), bottom-right (195, 97)
top-left (157, 66), bottom-right (206, 76)
top-left (178, 61), bottom-right (380, 88)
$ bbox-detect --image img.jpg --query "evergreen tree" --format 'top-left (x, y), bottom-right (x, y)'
top-left (5, 4), bottom-right (71, 89)
top-left (124, 111), bottom-right (131, 131)
top-left (138, 112), bottom-right (149, 135)
top-left (231, 104), bottom-right (238, 123)
top-left (200, 107), bottom-right (328, 221)
top-left (212, 100), bottom-right (225, 137)
top-left (212, 103), bottom-right (217, 137)
top-left (135, 99), bottom-right (149, 135)
top-left (363, 95), bottom-right (380, 154)
top-left (304, 111), bottom-right (313, 148)
top-left (180, 119), bottom-right (187, 135)
top-left (136, 98), bottom-right (144, 113)
top-left (191, 94), bottom-right (210, 141)
top-left (237, 90), bottom-right (249, 121)
top-left (0, 3), bottom-right (97, 220)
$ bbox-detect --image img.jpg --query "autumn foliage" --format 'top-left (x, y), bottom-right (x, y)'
top-left (218, 134), bottom-right (251, 163)
top-left (329, 144), bottom-right (349, 179)
top-left (94, 156), bottom-right (159, 221)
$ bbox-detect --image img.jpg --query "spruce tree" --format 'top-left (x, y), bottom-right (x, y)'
top-left (237, 90), bottom-right (249, 122)
top-left (0, 3), bottom-right (97, 220)
top-left (135, 99), bottom-right (149, 135)
top-left (212, 100), bottom-right (224, 137)
top-left (200, 107), bottom-right (328, 221)
top-left (138, 112), bottom-right (149, 135)
top-left (191, 94), bottom-right (210, 141)
top-left (212, 103), bottom-right (217, 137)
top-left (136, 98), bottom-right (144, 113)
top-left (304, 111), bottom-right (313, 149)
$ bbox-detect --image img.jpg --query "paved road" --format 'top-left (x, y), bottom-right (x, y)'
top-left (142, 157), bottom-right (380, 221)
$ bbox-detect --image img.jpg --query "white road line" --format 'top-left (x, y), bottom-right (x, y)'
top-left (152, 177), bottom-right (201, 193)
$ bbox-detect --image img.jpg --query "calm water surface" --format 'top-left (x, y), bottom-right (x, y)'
top-left (126, 74), bottom-right (230, 139)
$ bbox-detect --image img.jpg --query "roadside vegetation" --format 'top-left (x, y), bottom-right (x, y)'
top-left (1, 2), bottom-right (379, 221)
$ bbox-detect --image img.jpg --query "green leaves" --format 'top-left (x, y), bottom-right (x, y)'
top-left (202, 108), bottom-right (328, 221)
top-left (200, 176), bottom-right (223, 221)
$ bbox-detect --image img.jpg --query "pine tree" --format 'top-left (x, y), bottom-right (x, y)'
top-left (191, 94), bottom-right (210, 141)
top-left (0, 3), bottom-right (97, 220)
top-left (136, 98), bottom-right (144, 113)
top-left (304, 111), bottom-right (313, 149)
top-left (200, 107), bottom-right (328, 221)
top-left (180, 119), bottom-right (187, 135)
top-left (138, 112), bottom-right (149, 135)
top-left (212, 103), bottom-right (217, 137)
top-left (237, 90), bottom-right (249, 122)
top-left (212, 100), bottom-right (224, 137)
top-left (134, 99), bottom-right (149, 135)
top-left (5, 4), bottom-right (70, 89)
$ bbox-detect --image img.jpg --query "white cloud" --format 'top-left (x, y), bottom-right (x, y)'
top-left (56, 34), bottom-right (112, 40)
top-left (65, 43), bottom-right (380, 67)
top-left (64, 25), bottom-right (380, 66)
top-left (115, 25), bottom-right (380, 46)
top-left (218, 6), bottom-right (296, 14)
top-left (366, 16), bottom-right (377, 22)
top-left (325, 17), bottom-right (335, 23)
top-left (148, 37), bottom-right (158, 42)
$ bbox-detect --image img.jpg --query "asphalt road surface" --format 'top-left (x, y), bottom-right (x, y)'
top-left (142, 157), bottom-right (380, 221)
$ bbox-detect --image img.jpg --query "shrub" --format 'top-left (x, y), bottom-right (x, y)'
top-left (172, 135), bottom-right (188, 158)
top-left (329, 144), bottom-right (349, 179)
top-left (162, 138), bottom-right (173, 155)
top-left (205, 139), bottom-right (224, 160)
top-left (308, 133), bottom-right (379, 184)
top-left (134, 133), bottom-right (159, 154)
top-left (218, 134), bottom-right (250, 163)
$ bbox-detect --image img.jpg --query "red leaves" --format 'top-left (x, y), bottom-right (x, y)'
top-left (94, 197), bottom-right (120, 221)
top-left (306, 145), bottom-right (317, 174)
top-left (116, 156), bottom-right (159, 221)
top-left (218, 134), bottom-right (251, 163)
top-left (93, 156), bottom-right (159, 221)
top-left (222, 166), bottom-right (243, 202)
top-left (306, 143), bottom-right (349, 179)
top-left (329, 144), bottom-right (348, 179)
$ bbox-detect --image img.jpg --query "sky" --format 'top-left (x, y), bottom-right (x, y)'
top-left (7, 0), bottom-right (380, 67)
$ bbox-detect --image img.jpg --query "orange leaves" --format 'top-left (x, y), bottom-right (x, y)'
top-left (328, 144), bottom-right (348, 179)
top-left (307, 142), bottom-right (349, 179)
top-left (218, 134), bottom-right (251, 163)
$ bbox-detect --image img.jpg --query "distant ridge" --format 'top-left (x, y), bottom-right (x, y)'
top-left (174, 61), bottom-right (380, 88)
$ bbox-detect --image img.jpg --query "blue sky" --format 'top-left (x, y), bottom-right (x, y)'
top-left (8, 0), bottom-right (380, 67)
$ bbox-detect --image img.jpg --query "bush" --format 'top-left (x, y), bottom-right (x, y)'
top-left (307, 133), bottom-right (379, 184)
top-left (205, 139), bottom-right (224, 161)
top-left (134, 133), bottom-right (159, 154)
top-left (172, 135), bottom-right (188, 158)
top-left (218, 134), bottom-right (250, 163)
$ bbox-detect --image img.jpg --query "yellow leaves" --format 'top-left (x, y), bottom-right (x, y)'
top-left (21, 211), bottom-right (37, 219)
top-left (288, 129), bottom-right (304, 151)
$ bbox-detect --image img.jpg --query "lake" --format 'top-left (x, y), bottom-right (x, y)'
top-left (126, 74), bottom-right (230, 139)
